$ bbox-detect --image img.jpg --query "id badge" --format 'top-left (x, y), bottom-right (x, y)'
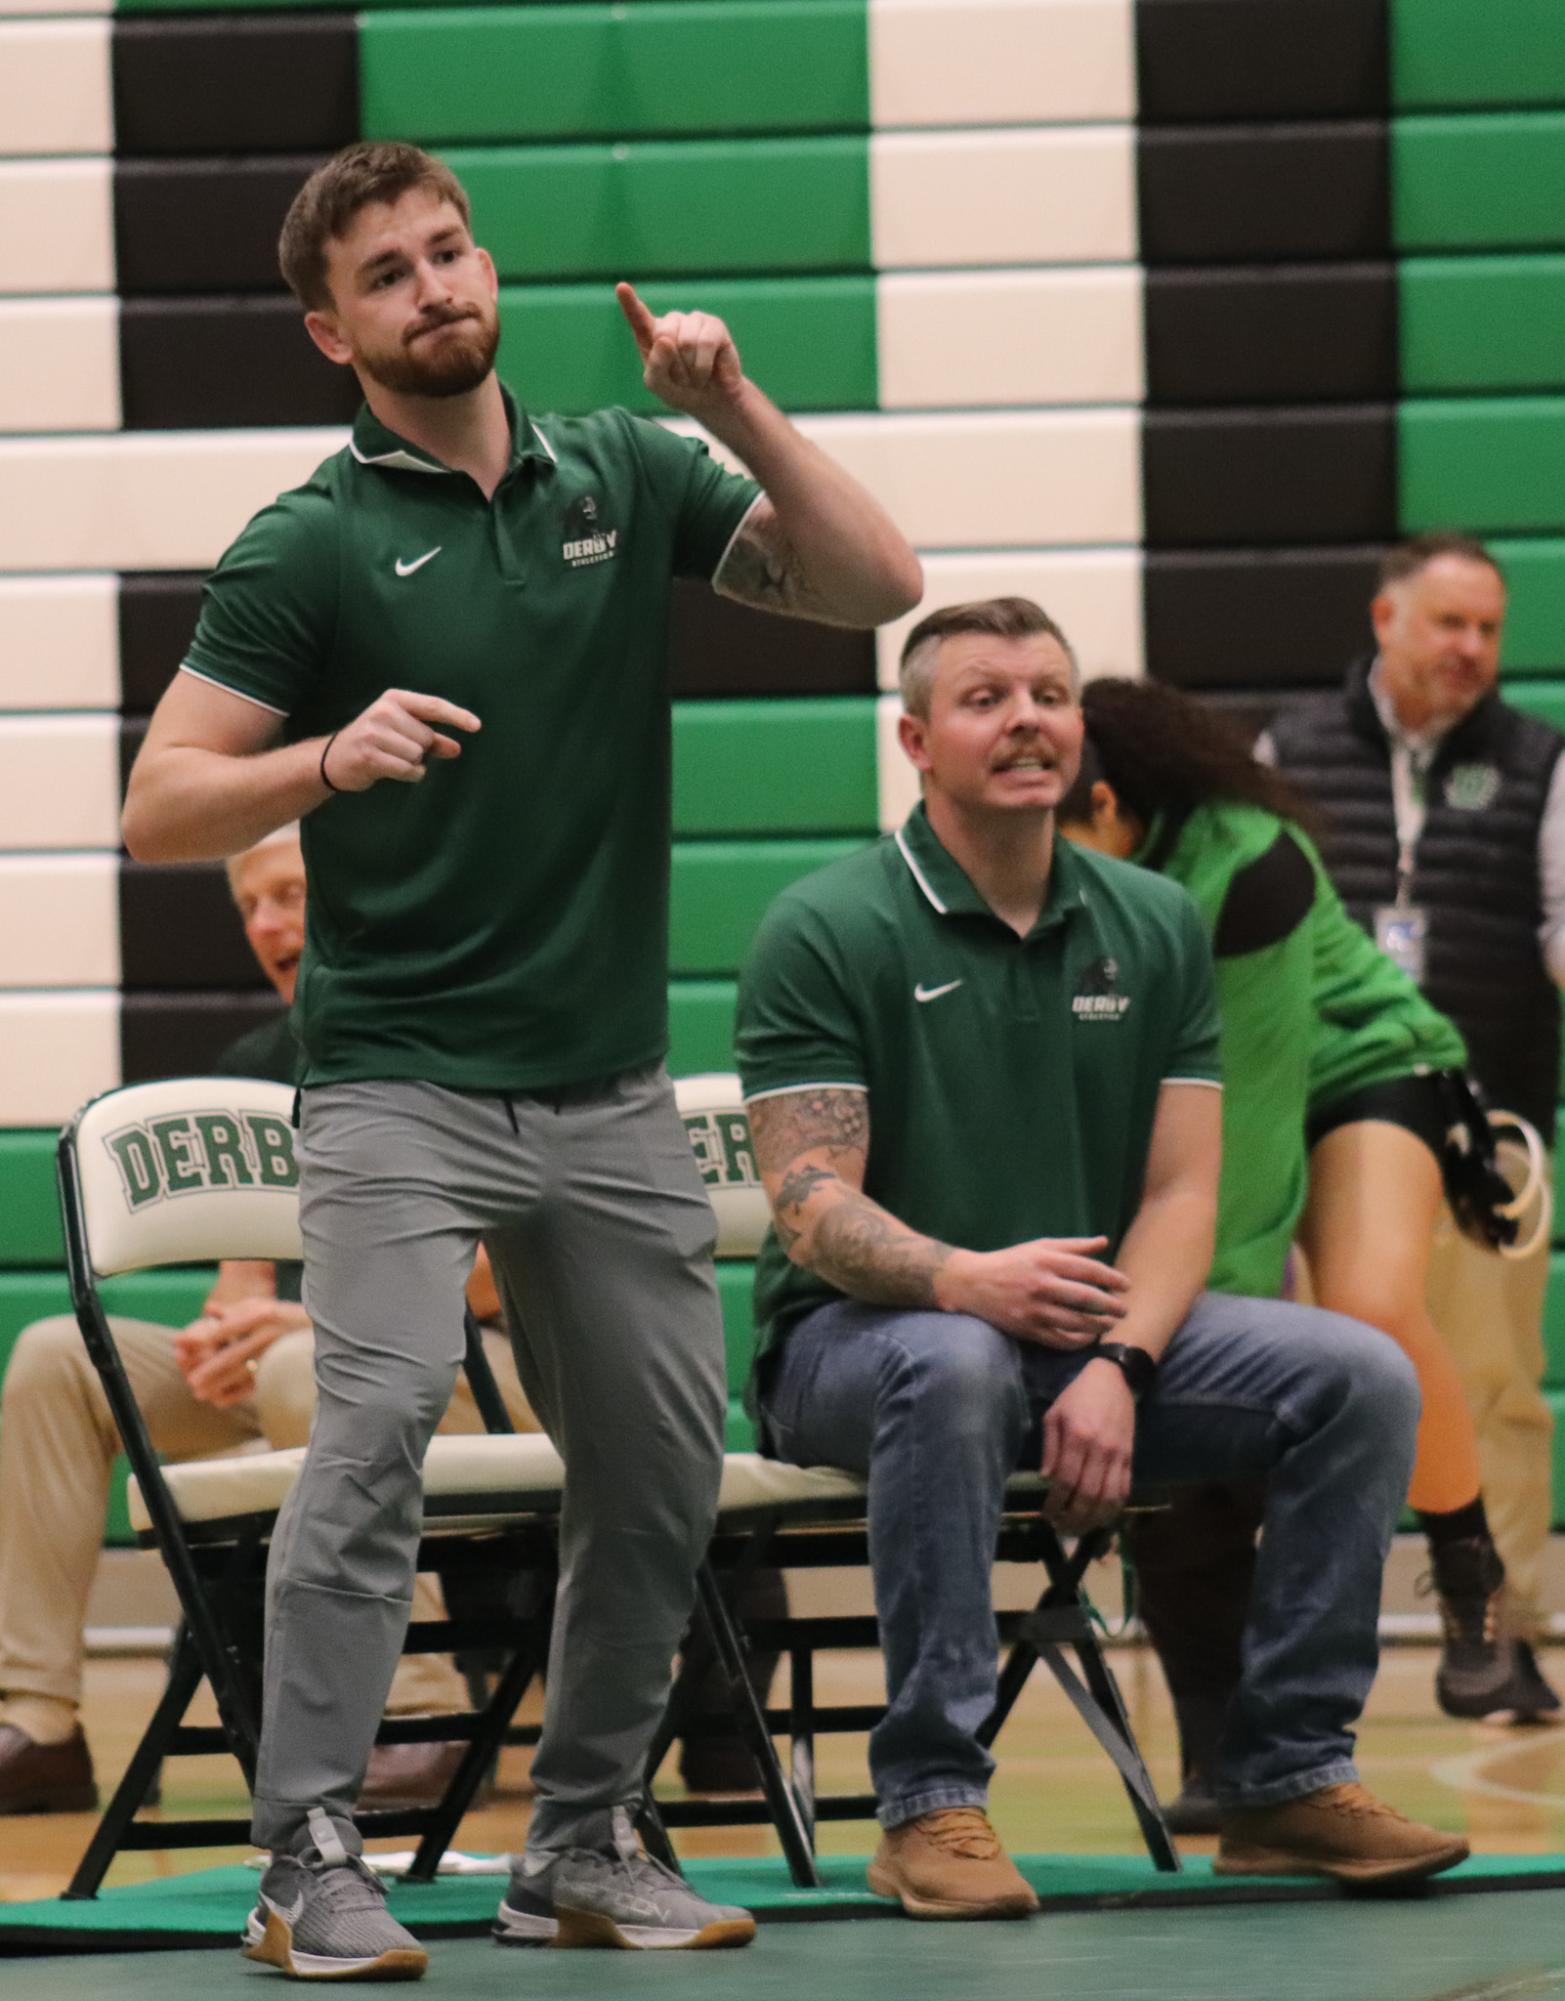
top-left (1375, 903), bottom-right (1429, 984)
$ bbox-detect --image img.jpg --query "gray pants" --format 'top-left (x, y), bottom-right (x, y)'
top-left (250, 1065), bottom-right (727, 1855)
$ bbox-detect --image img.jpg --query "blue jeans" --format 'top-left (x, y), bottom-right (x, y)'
top-left (757, 1292), bottom-right (1418, 1827)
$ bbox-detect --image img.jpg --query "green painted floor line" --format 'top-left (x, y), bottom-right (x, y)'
top-left (6, 1853), bottom-right (1565, 1954)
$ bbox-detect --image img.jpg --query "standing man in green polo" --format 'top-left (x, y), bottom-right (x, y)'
top-left (736, 596), bottom-right (1468, 1921)
top-left (122, 140), bottom-right (921, 1980)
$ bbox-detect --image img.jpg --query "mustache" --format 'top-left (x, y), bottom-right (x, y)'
top-left (405, 306), bottom-right (480, 345)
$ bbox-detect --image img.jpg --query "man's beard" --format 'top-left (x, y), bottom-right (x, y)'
top-left (360, 309), bottom-right (501, 399)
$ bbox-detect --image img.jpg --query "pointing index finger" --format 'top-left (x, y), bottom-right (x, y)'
top-left (400, 692), bottom-right (481, 733)
top-left (615, 281), bottom-right (657, 356)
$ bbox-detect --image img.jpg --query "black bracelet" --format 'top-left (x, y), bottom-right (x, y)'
top-left (319, 731), bottom-right (341, 793)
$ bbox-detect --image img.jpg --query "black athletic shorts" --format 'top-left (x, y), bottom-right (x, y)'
top-left (1305, 1073), bottom-right (1447, 1163)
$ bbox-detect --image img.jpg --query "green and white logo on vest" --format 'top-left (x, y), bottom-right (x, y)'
top-left (1071, 954), bottom-right (1131, 1022)
top-left (1443, 762), bottom-right (1501, 813)
top-left (683, 1110), bottom-right (761, 1188)
top-left (103, 1110), bottom-right (299, 1212)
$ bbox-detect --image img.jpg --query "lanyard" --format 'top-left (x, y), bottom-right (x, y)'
top-left (1388, 739), bottom-right (1431, 909)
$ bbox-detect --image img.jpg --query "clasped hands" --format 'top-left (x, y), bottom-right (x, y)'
top-left (173, 1297), bottom-right (312, 1408)
top-left (936, 1235), bottom-right (1138, 1535)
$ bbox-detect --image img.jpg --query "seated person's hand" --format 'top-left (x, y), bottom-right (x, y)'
top-left (1041, 1360), bottom-right (1136, 1535)
top-left (174, 1298), bottom-right (313, 1407)
top-left (937, 1237), bottom-right (1129, 1349)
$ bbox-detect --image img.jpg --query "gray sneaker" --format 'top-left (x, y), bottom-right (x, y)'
top-left (493, 1808), bottom-right (756, 1951)
top-left (243, 1812), bottom-right (428, 1981)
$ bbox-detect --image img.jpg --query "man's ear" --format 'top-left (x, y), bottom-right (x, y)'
top-left (1368, 589), bottom-right (1396, 647)
top-left (898, 710), bottom-right (933, 774)
top-left (304, 309), bottom-right (354, 368)
top-left (477, 245), bottom-right (499, 301)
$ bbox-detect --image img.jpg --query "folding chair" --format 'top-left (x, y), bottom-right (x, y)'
top-left (652, 1076), bottom-right (1180, 1883)
top-left (55, 1076), bottom-right (552, 1898)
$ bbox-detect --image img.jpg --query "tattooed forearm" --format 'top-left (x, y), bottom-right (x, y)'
top-left (713, 506), bottom-right (845, 624)
top-left (812, 1192), bottom-right (957, 1309)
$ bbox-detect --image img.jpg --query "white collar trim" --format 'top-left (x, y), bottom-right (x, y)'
top-left (348, 439), bottom-right (449, 475)
top-left (894, 825), bottom-right (948, 915)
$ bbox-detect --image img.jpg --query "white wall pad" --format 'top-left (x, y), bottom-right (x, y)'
top-left (871, 127), bottom-right (1136, 269)
top-left (0, 0), bottom-right (110, 15)
top-left (870, 0), bottom-right (1135, 128)
top-left (0, 853), bottom-right (118, 986)
top-left (0, 297), bottom-right (119, 433)
top-left (812, 409), bottom-right (1140, 549)
top-left (0, 159), bottom-right (113, 296)
top-left (876, 549), bottom-right (1145, 690)
top-left (876, 690), bottom-right (921, 832)
top-left (0, 713), bottom-right (120, 848)
top-left (878, 267), bottom-right (1144, 409)
top-left (0, 574), bottom-right (118, 710)
top-left (0, 989), bottom-right (118, 1126)
top-left (0, 21), bottom-right (113, 155)
top-left (0, 428), bottom-right (346, 571)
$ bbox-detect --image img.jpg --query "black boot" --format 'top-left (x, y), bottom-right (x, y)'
top-left (1430, 1535), bottom-right (1518, 1719)
top-left (1506, 1640), bottom-right (1563, 1724)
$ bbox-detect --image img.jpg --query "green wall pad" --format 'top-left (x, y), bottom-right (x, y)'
top-left (0, 1129), bottom-right (65, 1266)
top-left (361, 2), bottom-right (869, 144)
top-left (1544, 1252), bottom-right (1565, 1387)
top-left (670, 838), bottom-right (863, 975)
top-left (453, 138), bottom-right (871, 281)
top-left (1393, 0), bottom-right (1565, 110)
top-left (715, 1259), bottom-right (758, 1397)
top-left (668, 980), bottom-right (739, 1075)
top-left (674, 699), bottom-right (879, 836)
top-left (1395, 115), bottom-right (1565, 251)
top-left (496, 277), bottom-right (876, 416)
top-left (1401, 399), bottom-right (1565, 533)
top-left (1401, 256), bottom-right (1565, 393)
top-left (1506, 683), bottom-right (1565, 737)
top-left (1491, 539), bottom-right (1565, 673)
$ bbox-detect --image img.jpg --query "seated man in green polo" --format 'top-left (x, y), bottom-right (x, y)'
top-left (735, 596), bottom-right (1469, 1919)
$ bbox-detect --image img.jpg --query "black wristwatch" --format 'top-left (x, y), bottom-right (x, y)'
top-left (1092, 1341), bottom-right (1157, 1403)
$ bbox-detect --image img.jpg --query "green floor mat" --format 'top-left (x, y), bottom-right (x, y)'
top-left (6, 1852), bottom-right (1565, 1954)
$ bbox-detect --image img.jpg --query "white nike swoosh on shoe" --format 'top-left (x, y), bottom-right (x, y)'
top-left (914, 980), bottom-right (963, 1003)
top-left (394, 547), bottom-right (443, 577)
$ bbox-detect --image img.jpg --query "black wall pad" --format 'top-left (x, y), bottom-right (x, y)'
top-left (121, 297), bottom-right (359, 430)
top-left (120, 862), bottom-right (269, 991)
top-left (121, 575), bottom-right (205, 716)
top-left (1135, 0), bottom-right (1388, 123)
top-left (669, 582), bottom-right (875, 696)
top-left (113, 16), bottom-right (357, 158)
top-left (1145, 265), bottom-right (1396, 406)
top-left (1138, 125), bottom-right (1389, 265)
top-left (122, 993), bottom-right (287, 1085)
top-left (116, 158), bottom-right (327, 294)
top-left (1195, 682), bottom-right (1328, 745)
top-left (1143, 406), bottom-right (1396, 547)
top-left (1144, 547), bottom-right (1380, 688)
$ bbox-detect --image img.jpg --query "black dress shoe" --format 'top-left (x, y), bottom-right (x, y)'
top-left (1161, 1775), bottom-right (1223, 1838)
top-left (1506, 1640), bottom-right (1563, 1723)
top-left (0, 1723), bottom-right (98, 1814)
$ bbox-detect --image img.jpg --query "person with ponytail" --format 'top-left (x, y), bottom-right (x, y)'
top-left (1059, 678), bottom-right (1550, 1830)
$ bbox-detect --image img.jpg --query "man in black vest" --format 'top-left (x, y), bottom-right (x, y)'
top-left (1267, 533), bottom-right (1564, 1718)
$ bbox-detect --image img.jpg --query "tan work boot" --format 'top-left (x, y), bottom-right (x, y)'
top-left (1214, 1782), bottom-right (1469, 1885)
top-left (868, 1807), bottom-right (1040, 1919)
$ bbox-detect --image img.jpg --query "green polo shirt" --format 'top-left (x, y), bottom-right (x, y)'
top-left (183, 389), bottom-right (761, 1091)
top-left (736, 805), bottom-right (1222, 1364)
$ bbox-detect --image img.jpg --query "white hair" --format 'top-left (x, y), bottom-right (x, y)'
top-left (225, 823), bottom-right (303, 894)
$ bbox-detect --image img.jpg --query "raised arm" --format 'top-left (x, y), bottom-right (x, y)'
top-left (749, 1088), bottom-right (1129, 1340)
top-left (123, 671), bottom-right (481, 862)
top-left (616, 283), bottom-right (923, 628)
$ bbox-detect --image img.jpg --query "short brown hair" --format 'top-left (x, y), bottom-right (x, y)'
top-left (898, 597), bottom-right (1078, 718)
top-left (279, 142), bottom-right (471, 311)
top-left (1378, 532), bottom-right (1505, 594)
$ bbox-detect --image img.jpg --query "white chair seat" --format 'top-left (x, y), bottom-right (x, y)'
top-left (130, 1438), bottom-right (1045, 1536)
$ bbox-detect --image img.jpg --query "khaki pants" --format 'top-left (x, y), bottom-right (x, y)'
top-left (1426, 1207), bottom-right (1556, 1639)
top-left (0, 1312), bottom-right (534, 1719)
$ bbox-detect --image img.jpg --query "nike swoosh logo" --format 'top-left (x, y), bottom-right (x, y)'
top-left (394, 546), bottom-right (443, 577)
top-left (914, 980), bottom-right (963, 1003)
